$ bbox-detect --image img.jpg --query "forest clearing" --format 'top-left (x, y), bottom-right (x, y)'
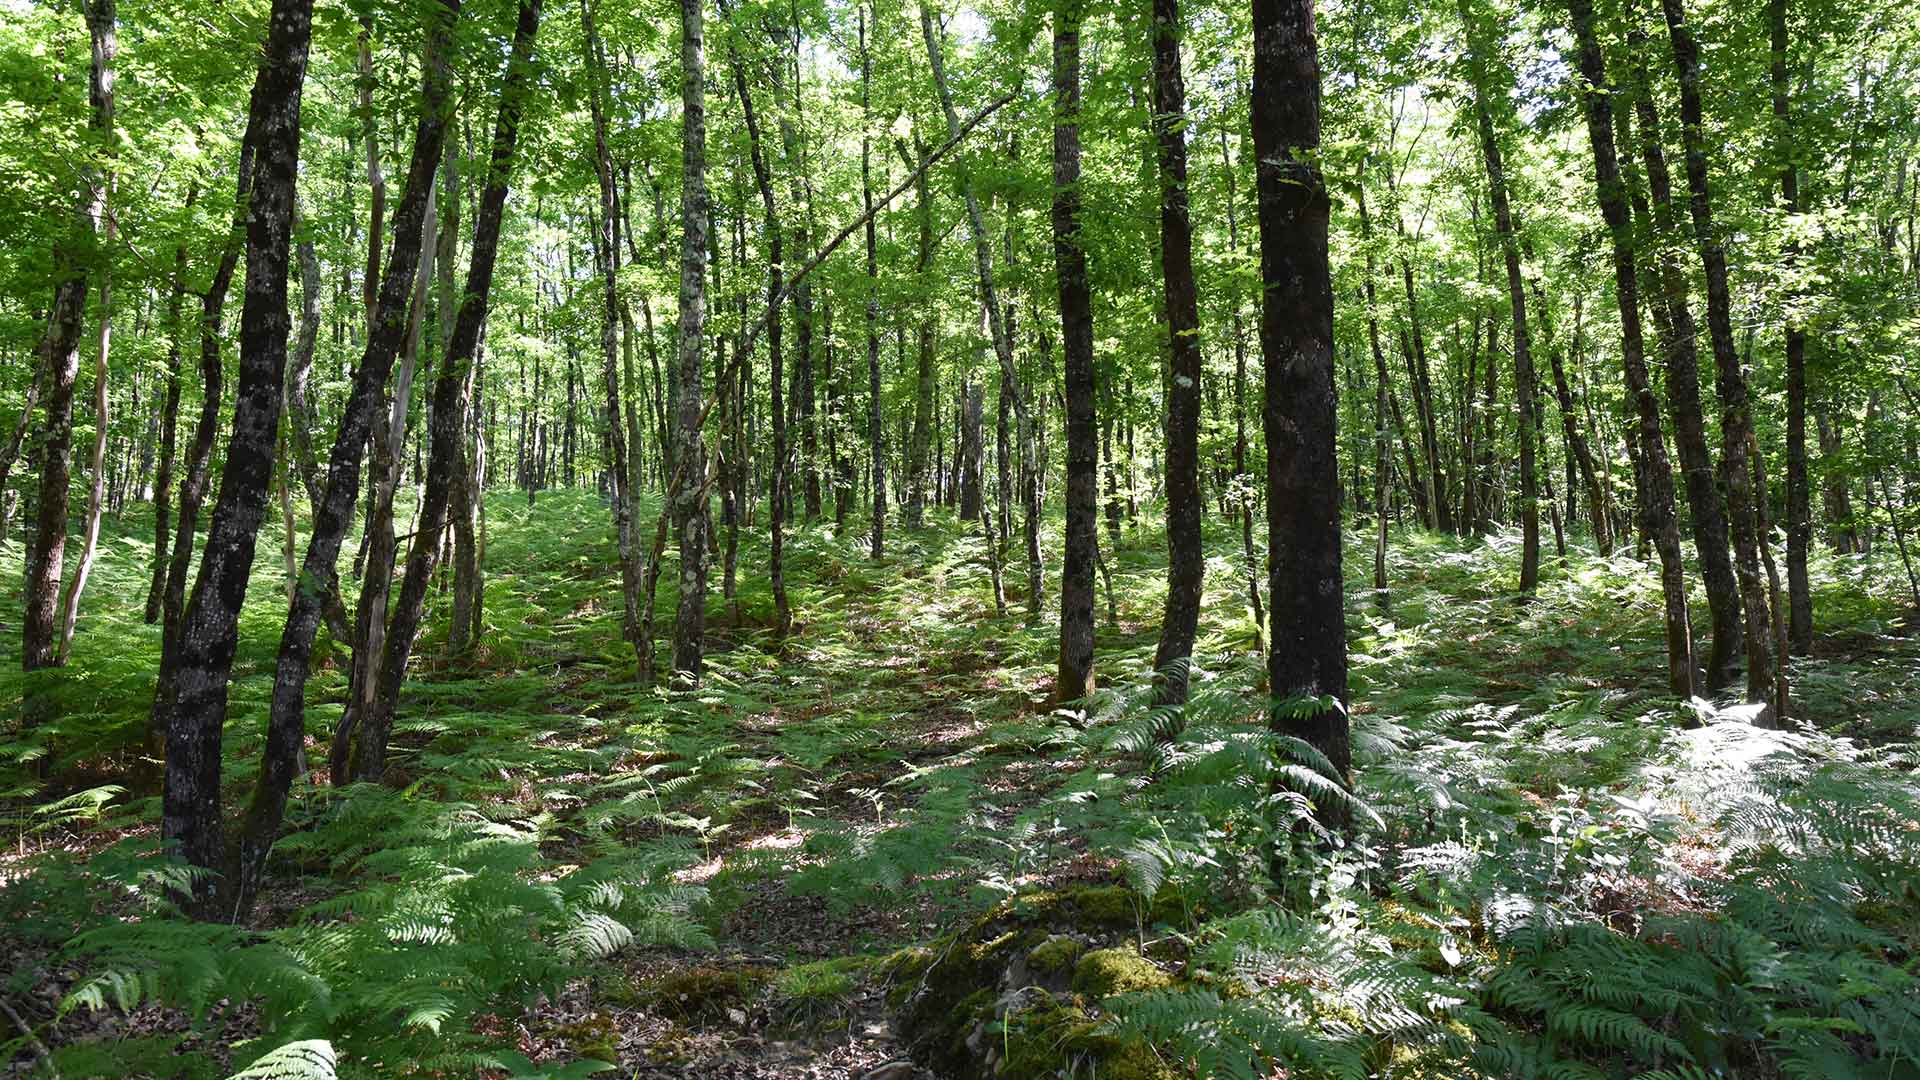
top-left (2, 0), bottom-right (1919, 1073)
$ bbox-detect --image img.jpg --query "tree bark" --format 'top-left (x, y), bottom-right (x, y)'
top-left (1053, 0), bottom-right (1097, 705)
top-left (1148, 0), bottom-right (1204, 703)
top-left (1624, 19), bottom-right (1742, 689)
top-left (333, 0), bottom-right (539, 794)
top-left (671, 0), bottom-right (710, 683)
top-left (1659, 0), bottom-right (1779, 714)
top-left (161, 0), bottom-right (320, 919)
top-left (1569, 0), bottom-right (1695, 702)
top-left (1463, 3), bottom-right (1541, 594)
top-left (862, 7), bottom-right (885, 560)
top-left (1769, 0), bottom-right (1812, 655)
top-left (1251, 0), bottom-right (1349, 798)
top-left (24, 0), bottom-right (115, 703)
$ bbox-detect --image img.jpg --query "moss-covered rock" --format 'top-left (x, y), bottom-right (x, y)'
top-left (1072, 947), bottom-right (1173, 998)
top-left (554, 1012), bottom-right (619, 1063)
top-left (894, 885), bottom-right (1183, 1078)
top-left (1027, 934), bottom-right (1086, 974)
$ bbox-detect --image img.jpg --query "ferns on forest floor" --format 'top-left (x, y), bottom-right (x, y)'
top-left (3, 501), bottom-right (1919, 1078)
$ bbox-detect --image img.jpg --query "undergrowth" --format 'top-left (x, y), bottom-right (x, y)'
top-left (1, 493), bottom-right (1916, 1078)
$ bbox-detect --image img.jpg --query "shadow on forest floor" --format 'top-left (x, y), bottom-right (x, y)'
top-left (3, 492), bottom-right (1918, 1078)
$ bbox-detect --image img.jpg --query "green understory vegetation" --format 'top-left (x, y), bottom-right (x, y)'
top-left (3, 491), bottom-right (1918, 1078)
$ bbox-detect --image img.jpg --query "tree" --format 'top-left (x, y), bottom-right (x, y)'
top-left (1461, 0), bottom-right (1541, 595)
top-left (23, 0), bottom-right (115, 721)
top-left (162, 0), bottom-right (325, 918)
top-left (1568, 0), bottom-right (1695, 701)
top-left (1252, 0), bottom-right (1348, 788)
top-left (1659, 0), bottom-right (1781, 715)
top-left (1149, 0), bottom-right (1204, 704)
top-left (1053, 0), bottom-right (1096, 705)
top-left (672, 0), bottom-right (711, 684)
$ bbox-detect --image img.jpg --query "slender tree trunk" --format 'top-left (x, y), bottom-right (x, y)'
top-left (335, 0), bottom-right (538, 795)
top-left (1625, 21), bottom-right (1742, 689)
top-left (1660, 0), bottom-right (1778, 714)
top-left (1770, 0), bottom-right (1812, 655)
top-left (671, 0), bottom-right (710, 683)
top-left (1053, 0), bottom-right (1097, 704)
top-left (1221, 126), bottom-right (1267, 641)
top-left (148, 189), bottom-right (195, 625)
top-left (1544, 294), bottom-right (1611, 553)
top-left (162, 0), bottom-right (321, 920)
top-left (919, 0), bottom-right (1042, 616)
top-left (1357, 183), bottom-right (1395, 603)
top-left (1150, 0), bottom-right (1203, 703)
top-left (727, 21), bottom-right (792, 639)
top-left (1463, 10), bottom-right (1540, 594)
top-left (862, 7), bottom-right (885, 560)
top-left (150, 150), bottom-right (252, 749)
top-left (582, 0), bottom-right (645, 659)
top-left (24, 0), bottom-right (114, 710)
top-left (1569, 0), bottom-right (1695, 702)
top-left (1251, 0), bottom-right (1349, 797)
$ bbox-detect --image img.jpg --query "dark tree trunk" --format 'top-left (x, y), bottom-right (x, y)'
top-left (583, 0), bottom-right (646, 660)
top-left (325, 0), bottom-right (538, 796)
top-left (1770, 0), bottom-right (1812, 655)
top-left (1251, 0), bottom-right (1349, 794)
top-left (1569, 0), bottom-right (1695, 702)
top-left (1221, 125), bottom-right (1267, 640)
top-left (728, 19), bottom-right (792, 639)
top-left (162, 0), bottom-right (321, 920)
top-left (920, 0), bottom-right (1041, 615)
top-left (1463, 8), bottom-right (1541, 594)
top-left (1659, 0), bottom-right (1779, 715)
top-left (1054, 0), bottom-right (1097, 704)
top-left (1624, 23), bottom-right (1742, 690)
top-left (1149, 0), bottom-right (1203, 704)
top-left (863, 8), bottom-right (885, 560)
top-left (148, 192), bottom-right (196, 624)
top-left (151, 150), bottom-right (252, 749)
top-left (1544, 294), bottom-right (1612, 554)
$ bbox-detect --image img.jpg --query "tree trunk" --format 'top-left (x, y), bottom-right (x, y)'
top-left (144, 201), bottom-right (195, 625)
top-left (1569, 0), bottom-right (1695, 702)
top-left (150, 149), bottom-right (253, 749)
top-left (1625, 21), bottom-right (1742, 689)
top-left (1150, 0), bottom-right (1203, 703)
top-left (919, 0), bottom-right (1042, 617)
top-left (1463, 8), bottom-right (1541, 594)
top-left (862, 7), bottom-right (885, 560)
top-left (1251, 0), bottom-right (1349, 799)
top-left (334, 0), bottom-right (538, 797)
top-left (671, 0), bottom-right (710, 684)
top-left (583, 0), bottom-right (646, 660)
top-left (1769, 0), bottom-right (1812, 656)
top-left (24, 0), bottom-right (114, 710)
top-left (1659, 0), bottom-right (1779, 714)
top-left (1053, 0), bottom-right (1097, 705)
top-left (162, 0), bottom-right (321, 920)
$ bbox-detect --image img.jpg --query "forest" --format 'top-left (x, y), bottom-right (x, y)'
top-left (0, 0), bottom-right (1917, 1071)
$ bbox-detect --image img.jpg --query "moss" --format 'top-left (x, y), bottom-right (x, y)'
top-left (1072, 947), bottom-right (1173, 998)
top-left (644, 964), bottom-right (770, 1020)
top-left (1027, 934), bottom-right (1085, 974)
top-left (990, 994), bottom-right (1179, 1080)
top-left (1064, 884), bottom-right (1141, 927)
top-left (554, 1012), bottom-right (619, 1063)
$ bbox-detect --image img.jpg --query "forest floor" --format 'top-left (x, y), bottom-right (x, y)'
top-left (4, 491), bottom-right (1919, 1079)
